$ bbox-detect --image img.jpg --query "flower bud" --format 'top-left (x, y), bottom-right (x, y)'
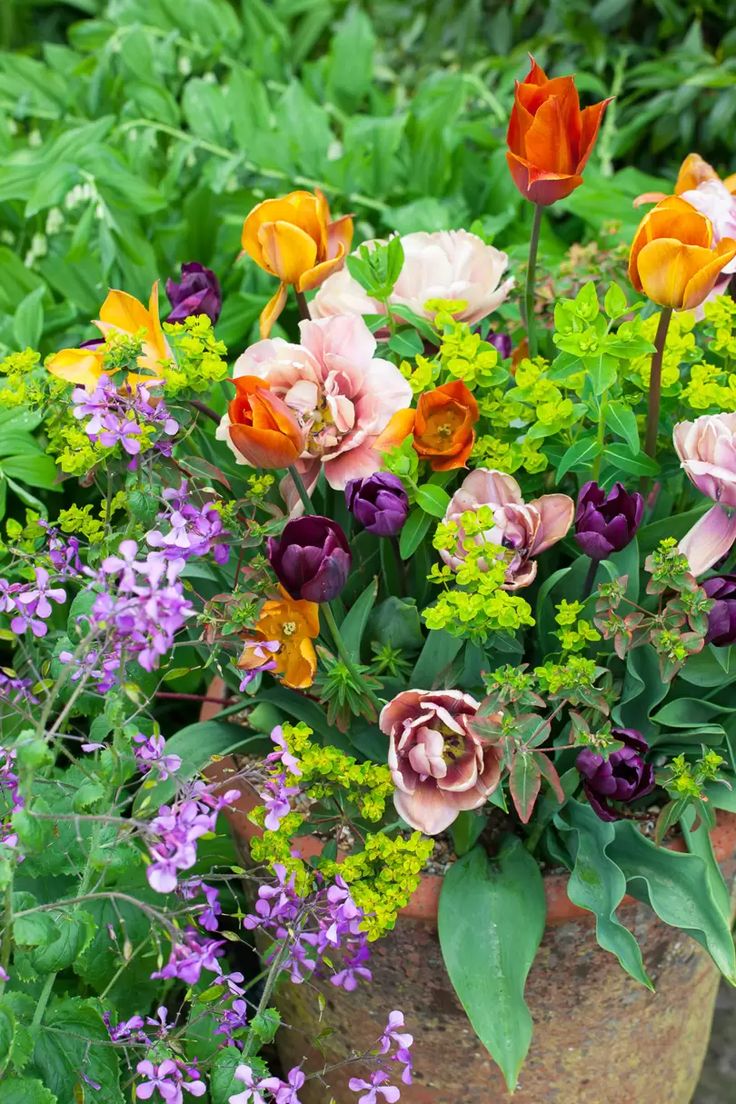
top-left (165, 262), bottom-right (222, 324)
top-left (345, 473), bottom-right (409, 537)
top-left (574, 481), bottom-right (643, 561)
top-left (576, 729), bottom-right (655, 822)
top-left (702, 574), bottom-right (736, 646)
top-left (267, 516), bottom-right (351, 603)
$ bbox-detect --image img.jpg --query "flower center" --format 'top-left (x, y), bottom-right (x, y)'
top-left (440, 727), bottom-right (466, 762)
top-left (281, 621), bottom-right (297, 637)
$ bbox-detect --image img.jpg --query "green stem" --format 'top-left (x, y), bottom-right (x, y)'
top-left (242, 945), bottom-right (288, 1058)
top-left (0, 883), bottom-right (11, 996)
top-left (524, 203), bottom-right (544, 358)
top-left (582, 558), bottom-right (600, 601)
top-left (31, 970), bottom-right (57, 1029)
top-left (287, 466), bottom-right (314, 514)
top-left (294, 289), bottom-right (311, 322)
top-left (321, 604), bottom-right (382, 710)
top-left (644, 307), bottom-right (673, 460)
top-left (592, 395), bottom-right (607, 483)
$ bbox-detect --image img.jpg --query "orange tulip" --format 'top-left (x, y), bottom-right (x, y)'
top-left (239, 593), bottom-right (320, 689)
top-left (225, 375), bottom-right (306, 469)
top-left (506, 56), bottom-right (611, 206)
top-left (46, 284), bottom-right (169, 390)
top-left (241, 189), bottom-right (353, 338)
top-left (377, 381), bottom-right (479, 471)
top-left (628, 196), bottom-right (736, 310)
top-left (635, 153), bottom-right (736, 207)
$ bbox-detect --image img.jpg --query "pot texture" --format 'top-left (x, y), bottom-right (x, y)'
top-left (201, 693), bottom-right (736, 1103)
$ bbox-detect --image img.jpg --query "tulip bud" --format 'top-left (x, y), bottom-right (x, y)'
top-left (702, 574), bottom-right (736, 646)
top-left (576, 729), bottom-right (655, 822)
top-left (574, 481), bottom-right (643, 561)
top-left (487, 331), bottom-right (512, 360)
top-left (345, 473), bottom-right (409, 537)
top-left (165, 262), bottom-right (222, 324)
top-left (267, 516), bottom-right (351, 603)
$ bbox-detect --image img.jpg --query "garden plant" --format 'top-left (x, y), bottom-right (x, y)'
top-left (3, 5), bottom-right (736, 1103)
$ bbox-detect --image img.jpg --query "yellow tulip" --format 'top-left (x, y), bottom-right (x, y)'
top-left (628, 196), bottom-right (736, 310)
top-left (241, 189), bottom-right (353, 337)
top-left (46, 283), bottom-right (170, 390)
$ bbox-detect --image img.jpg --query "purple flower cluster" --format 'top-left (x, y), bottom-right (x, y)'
top-left (151, 928), bottom-right (225, 985)
top-left (179, 877), bottom-right (222, 932)
top-left (0, 569), bottom-right (66, 637)
top-left (145, 781), bottom-right (238, 894)
top-left (133, 732), bottom-right (182, 781)
top-left (0, 747), bottom-right (23, 850)
top-left (244, 864), bottom-right (371, 991)
top-left (238, 639), bottom-right (279, 690)
top-left (230, 1064), bottom-right (306, 1104)
top-left (61, 540), bottom-right (193, 689)
top-left (0, 672), bottom-right (38, 706)
top-left (72, 375), bottom-right (178, 460)
top-left (43, 526), bottom-right (83, 579)
top-left (146, 481), bottom-right (230, 565)
top-left (135, 1058), bottom-right (205, 1102)
top-left (258, 724), bottom-right (302, 830)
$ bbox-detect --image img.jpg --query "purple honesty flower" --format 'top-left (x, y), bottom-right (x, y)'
top-left (576, 728), bottom-right (655, 822)
top-left (266, 725), bottom-right (302, 777)
top-left (165, 262), bottom-right (222, 324)
top-left (0, 747), bottom-right (23, 851)
top-left (487, 330), bottom-right (512, 360)
top-left (41, 524), bottom-right (83, 578)
top-left (345, 473), bottom-right (409, 537)
top-left (702, 574), bottom-right (736, 646)
top-left (146, 481), bottom-right (230, 565)
top-left (135, 1058), bottom-right (205, 1103)
top-left (0, 964), bottom-right (9, 983)
top-left (0, 671), bottom-right (38, 706)
top-left (229, 1064), bottom-right (271, 1104)
top-left (214, 998), bottom-right (248, 1046)
top-left (146, 793), bottom-right (225, 894)
top-left (574, 481), bottom-right (643, 561)
top-left (72, 376), bottom-right (178, 462)
top-left (104, 1011), bottom-right (147, 1043)
top-left (8, 567), bottom-right (66, 637)
top-left (151, 928), bottom-right (225, 986)
top-left (180, 878), bottom-right (222, 932)
top-left (260, 774), bottom-right (300, 832)
top-left (133, 732), bottom-right (182, 780)
top-left (267, 516), bottom-right (351, 603)
top-left (238, 640), bottom-right (279, 689)
top-left (378, 1011), bottom-right (413, 1086)
top-left (348, 1069), bottom-right (400, 1104)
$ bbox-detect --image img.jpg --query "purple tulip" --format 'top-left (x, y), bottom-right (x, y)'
top-left (576, 728), bottom-right (655, 822)
top-left (345, 473), bottom-right (409, 537)
top-left (702, 574), bottom-right (736, 646)
top-left (267, 516), bottom-right (351, 603)
top-left (165, 262), bottom-right (222, 324)
top-left (574, 481), bottom-right (643, 561)
top-left (487, 331), bottom-right (512, 360)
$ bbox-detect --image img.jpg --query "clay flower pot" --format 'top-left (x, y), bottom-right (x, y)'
top-left (201, 692), bottom-right (736, 1103)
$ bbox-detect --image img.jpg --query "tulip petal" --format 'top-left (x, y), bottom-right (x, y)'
top-left (636, 238), bottom-right (724, 309)
top-left (258, 220), bottom-right (318, 285)
top-left (242, 192), bottom-right (324, 268)
top-left (577, 98), bottom-right (613, 171)
top-left (297, 247), bottom-right (347, 293)
top-left (682, 237), bottom-right (736, 310)
top-left (523, 95), bottom-right (577, 176)
top-left (529, 493), bottom-right (575, 555)
top-left (628, 196), bottom-right (714, 292)
top-left (259, 283), bottom-right (288, 339)
top-left (679, 504), bottom-right (736, 576)
top-left (633, 191), bottom-right (668, 208)
top-left (675, 153), bottom-right (720, 194)
top-left (98, 288), bottom-right (154, 334)
top-left (46, 347), bottom-right (104, 389)
top-left (374, 408), bottom-right (416, 453)
top-left (393, 783), bottom-right (463, 836)
top-left (228, 422), bottom-right (301, 469)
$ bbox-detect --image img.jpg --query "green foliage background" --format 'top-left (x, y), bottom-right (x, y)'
top-left (1, 0), bottom-right (735, 358)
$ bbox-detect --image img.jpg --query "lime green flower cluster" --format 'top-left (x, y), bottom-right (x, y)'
top-left (102, 330), bottom-right (145, 373)
top-left (628, 309), bottom-right (696, 391)
top-left (703, 294), bottom-right (736, 359)
top-left (438, 321), bottom-right (507, 391)
top-left (666, 750), bottom-right (725, 800)
top-left (682, 361), bottom-right (736, 411)
top-left (0, 349), bottom-right (45, 409)
top-left (535, 655), bottom-right (600, 697)
top-left (46, 413), bottom-right (113, 476)
top-left (424, 512), bottom-right (534, 641)
top-left (248, 723), bottom-right (432, 939)
top-left (555, 600), bottom-right (601, 653)
top-left (162, 314), bottom-right (229, 396)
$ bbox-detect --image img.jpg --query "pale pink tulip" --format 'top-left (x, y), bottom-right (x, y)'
top-left (217, 316), bottom-right (412, 504)
top-left (380, 689), bottom-right (502, 835)
top-left (441, 468), bottom-right (574, 589)
top-left (311, 230), bottom-right (514, 325)
top-left (674, 413), bottom-right (736, 573)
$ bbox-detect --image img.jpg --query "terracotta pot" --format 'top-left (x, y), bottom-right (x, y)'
top-left (201, 692), bottom-right (736, 1103)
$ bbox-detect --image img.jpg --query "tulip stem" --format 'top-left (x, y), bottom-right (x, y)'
top-left (294, 289), bottom-right (311, 322)
top-left (524, 203), bottom-right (543, 358)
top-left (189, 399), bottom-right (221, 425)
top-left (582, 559), bottom-right (600, 601)
top-left (644, 307), bottom-right (673, 460)
top-left (288, 466), bottom-right (315, 514)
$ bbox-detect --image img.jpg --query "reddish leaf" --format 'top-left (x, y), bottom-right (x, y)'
top-left (509, 751), bottom-right (541, 824)
top-left (534, 752), bottom-right (565, 804)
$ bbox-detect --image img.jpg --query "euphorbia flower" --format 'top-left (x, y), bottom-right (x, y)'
top-left (217, 315), bottom-right (412, 506)
top-left (241, 189), bottom-right (353, 337)
top-left (47, 283), bottom-right (170, 390)
top-left (506, 56), bottom-right (611, 206)
top-left (628, 196), bottom-right (736, 310)
top-left (377, 380), bottom-right (479, 472)
top-left (441, 468), bottom-right (574, 589)
top-left (674, 412), bottom-right (736, 574)
top-left (223, 375), bottom-right (306, 469)
top-left (238, 593), bottom-right (319, 690)
top-left (380, 688), bottom-right (503, 835)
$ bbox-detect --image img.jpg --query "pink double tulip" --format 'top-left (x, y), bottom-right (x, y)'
top-left (674, 412), bottom-right (736, 574)
top-left (380, 689), bottom-right (503, 835)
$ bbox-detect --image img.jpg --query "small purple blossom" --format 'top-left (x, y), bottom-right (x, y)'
top-left (145, 784), bottom-right (236, 894)
top-left (146, 481), bottom-right (229, 565)
top-left (238, 640), bottom-right (279, 690)
top-left (151, 928), bottom-right (225, 986)
top-left (135, 1058), bottom-right (206, 1103)
top-left (266, 726), bottom-right (302, 777)
top-left (487, 330), bottom-right (512, 359)
top-left (104, 1012), bottom-right (147, 1043)
top-left (5, 568), bottom-right (66, 638)
top-left (260, 774), bottom-right (300, 832)
top-left (378, 1011), bottom-right (413, 1086)
top-left (348, 1070), bottom-right (400, 1104)
top-left (214, 998), bottom-right (248, 1046)
top-left (0, 671), bottom-right (38, 706)
top-left (72, 375), bottom-right (178, 461)
top-left (180, 878), bottom-right (222, 932)
top-left (133, 732), bottom-right (182, 780)
top-left (165, 262), bottom-right (222, 324)
top-left (0, 747), bottom-right (23, 850)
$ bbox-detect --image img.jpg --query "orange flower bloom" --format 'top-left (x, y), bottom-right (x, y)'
top-left (223, 375), bottom-right (306, 469)
top-left (238, 594), bottom-right (319, 690)
top-left (46, 284), bottom-right (169, 390)
top-left (377, 381), bottom-right (479, 472)
top-left (628, 196), bottom-right (736, 310)
top-left (506, 56), bottom-right (611, 207)
top-left (635, 153), bottom-right (736, 207)
top-left (241, 189), bottom-right (353, 338)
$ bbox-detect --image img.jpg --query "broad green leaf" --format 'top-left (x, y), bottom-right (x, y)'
top-left (680, 806), bottom-right (732, 919)
top-left (415, 483), bottom-right (451, 518)
top-left (12, 287), bottom-right (45, 349)
top-left (32, 999), bottom-right (123, 1102)
top-left (399, 507), bottom-right (433, 559)
top-left (608, 820), bottom-right (736, 981)
top-left (29, 911), bottom-right (94, 974)
top-left (1, 455), bottom-right (58, 491)
top-left (439, 839), bottom-right (546, 1091)
top-left (0, 432), bottom-right (41, 458)
top-left (603, 443), bottom-right (659, 477)
top-left (339, 578), bottom-right (378, 656)
top-left (0, 1001), bottom-right (16, 1069)
top-left (556, 435), bottom-right (599, 481)
top-left (613, 645), bottom-right (668, 733)
top-left (0, 1078), bottom-right (58, 1104)
top-left (388, 329), bottom-right (424, 358)
top-left (450, 810), bottom-right (485, 856)
top-left (605, 400), bottom-right (639, 453)
top-left (367, 597), bottom-right (423, 652)
top-left (557, 800), bottom-right (652, 988)
top-left (410, 629), bottom-right (463, 687)
top-left (508, 751), bottom-right (541, 823)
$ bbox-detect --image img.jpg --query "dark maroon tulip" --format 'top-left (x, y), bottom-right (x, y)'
top-left (345, 473), bottom-right (409, 537)
top-left (576, 728), bottom-right (655, 822)
top-left (702, 574), bottom-right (736, 646)
top-left (574, 481), bottom-right (643, 561)
top-left (488, 331), bottom-right (512, 360)
top-left (165, 262), bottom-right (222, 324)
top-left (267, 516), bottom-right (351, 603)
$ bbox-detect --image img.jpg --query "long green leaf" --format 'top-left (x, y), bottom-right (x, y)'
top-left (438, 839), bottom-right (546, 1091)
top-left (339, 577), bottom-right (378, 656)
top-left (557, 800), bottom-right (652, 988)
top-left (608, 819), bottom-right (736, 981)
